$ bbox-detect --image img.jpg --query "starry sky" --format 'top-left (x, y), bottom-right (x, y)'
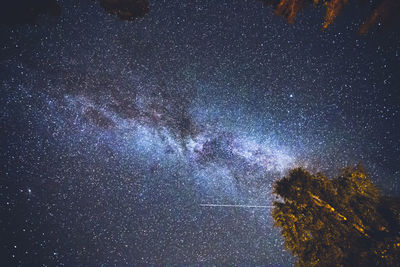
top-left (1, 0), bottom-right (400, 265)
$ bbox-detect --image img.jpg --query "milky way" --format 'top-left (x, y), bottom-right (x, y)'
top-left (1, 0), bottom-right (400, 265)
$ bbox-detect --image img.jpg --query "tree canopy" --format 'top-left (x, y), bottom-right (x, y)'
top-left (261, 0), bottom-right (400, 34)
top-left (272, 166), bottom-right (400, 266)
top-left (0, 0), bottom-right (149, 26)
top-left (2, 0), bottom-right (399, 35)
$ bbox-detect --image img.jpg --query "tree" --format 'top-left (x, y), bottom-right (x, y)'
top-left (0, 0), bottom-right (61, 25)
top-left (97, 0), bottom-right (149, 21)
top-left (2, 0), bottom-right (398, 35)
top-left (272, 165), bottom-right (400, 266)
top-left (0, 0), bottom-right (149, 26)
top-left (260, 0), bottom-right (400, 34)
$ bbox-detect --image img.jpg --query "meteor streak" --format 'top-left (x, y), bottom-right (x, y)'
top-left (200, 204), bottom-right (273, 208)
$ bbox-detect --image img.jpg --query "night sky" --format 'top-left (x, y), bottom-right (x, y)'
top-left (1, 0), bottom-right (400, 265)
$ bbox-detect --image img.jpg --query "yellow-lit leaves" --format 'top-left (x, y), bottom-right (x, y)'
top-left (272, 166), bottom-right (400, 266)
top-left (359, 0), bottom-right (400, 34)
top-left (261, 0), bottom-right (400, 33)
top-left (275, 0), bottom-right (306, 23)
top-left (265, 0), bottom-right (350, 28)
top-left (322, 0), bottom-right (348, 29)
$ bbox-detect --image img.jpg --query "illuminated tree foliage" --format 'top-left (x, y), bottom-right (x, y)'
top-left (359, 0), bottom-right (400, 34)
top-left (2, 0), bottom-right (398, 34)
top-left (260, 0), bottom-right (400, 34)
top-left (272, 166), bottom-right (400, 266)
top-left (0, 0), bottom-right (149, 25)
top-left (97, 0), bottom-right (149, 21)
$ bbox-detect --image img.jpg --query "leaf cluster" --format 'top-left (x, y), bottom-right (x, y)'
top-left (272, 166), bottom-right (400, 266)
top-left (260, 0), bottom-right (400, 34)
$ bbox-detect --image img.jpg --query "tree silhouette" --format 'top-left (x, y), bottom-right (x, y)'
top-left (0, 0), bottom-right (61, 25)
top-left (0, 0), bottom-right (149, 25)
top-left (272, 166), bottom-right (400, 266)
top-left (98, 0), bottom-right (149, 21)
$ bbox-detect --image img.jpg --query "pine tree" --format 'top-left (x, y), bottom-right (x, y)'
top-left (272, 166), bottom-right (400, 266)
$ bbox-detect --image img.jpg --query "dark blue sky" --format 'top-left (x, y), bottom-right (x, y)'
top-left (1, 0), bottom-right (399, 265)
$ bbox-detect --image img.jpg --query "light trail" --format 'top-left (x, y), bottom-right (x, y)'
top-left (200, 204), bottom-right (273, 208)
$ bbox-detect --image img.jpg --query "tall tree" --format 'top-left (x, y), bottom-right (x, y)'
top-left (272, 166), bottom-right (400, 266)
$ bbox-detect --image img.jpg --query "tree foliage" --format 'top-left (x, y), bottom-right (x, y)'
top-left (0, 0), bottom-right (149, 25)
top-left (260, 0), bottom-right (400, 34)
top-left (2, 0), bottom-right (398, 34)
top-left (0, 0), bottom-right (61, 25)
top-left (97, 0), bottom-right (149, 21)
top-left (272, 166), bottom-right (400, 266)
